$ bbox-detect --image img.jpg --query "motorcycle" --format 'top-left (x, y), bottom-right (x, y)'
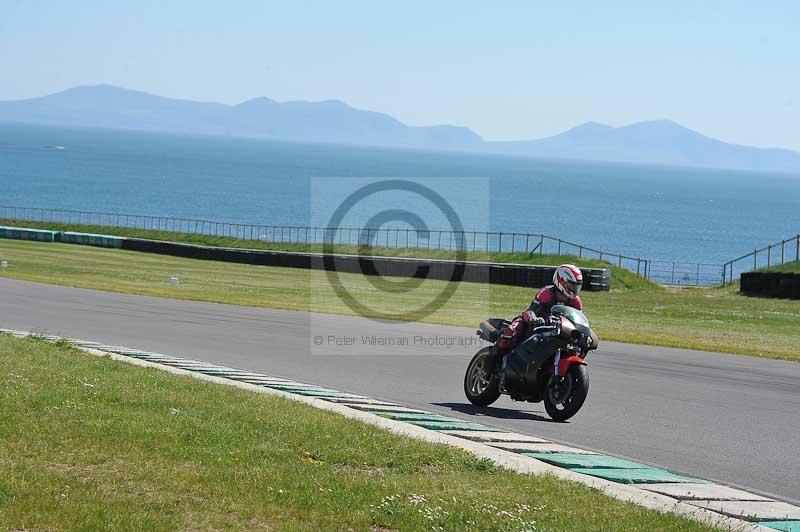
top-left (464, 305), bottom-right (599, 421)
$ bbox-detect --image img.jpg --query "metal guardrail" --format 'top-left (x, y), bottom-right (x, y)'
top-left (721, 234), bottom-right (800, 286)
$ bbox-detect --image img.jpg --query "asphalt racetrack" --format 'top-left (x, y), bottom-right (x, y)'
top-left (2, 277), bottom-right (798, 504)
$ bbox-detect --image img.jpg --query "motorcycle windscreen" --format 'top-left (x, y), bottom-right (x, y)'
top-left (551, 304), bottom-right (592, 337)
top-left (503, 336), bottom-right (561, 396)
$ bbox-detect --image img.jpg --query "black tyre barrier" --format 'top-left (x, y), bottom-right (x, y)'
top-left (121, 238), bottom-right (611, 291)
top-left (740, 272), bottom-right (800, 299)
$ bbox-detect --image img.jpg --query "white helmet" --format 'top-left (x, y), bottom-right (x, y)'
top-left (554, 264), bottom-right (583, 299)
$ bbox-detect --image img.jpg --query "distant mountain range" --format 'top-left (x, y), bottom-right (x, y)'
top-left (2, 84), bottom-right (799, 173)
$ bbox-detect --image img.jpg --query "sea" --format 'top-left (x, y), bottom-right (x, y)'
top-left (1, 122), bottom-right (799, 264)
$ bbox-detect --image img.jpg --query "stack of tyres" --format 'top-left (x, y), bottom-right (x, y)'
top-left (778, 275), bottom-right (800, 299)
top-left (740, 272), bottom-right (761, 293)
top-left (584, 268), bottom-right (612, 292)
top-left (740, 272), bottom-right (800, 299)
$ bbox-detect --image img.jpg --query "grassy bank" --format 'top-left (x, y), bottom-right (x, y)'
top-left (0, 218), bottom-right (653, 290)
top-left (764, 260), bottom-right (800, 273)
top-left (1, 238), bottom-right (799, 361)
top-left (0, 335), bottom-right (716, 531)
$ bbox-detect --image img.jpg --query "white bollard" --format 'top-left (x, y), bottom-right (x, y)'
top-left (169, 276), bottom-right (180, 287)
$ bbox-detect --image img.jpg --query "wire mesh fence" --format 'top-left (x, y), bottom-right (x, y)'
top-left (645, 261), bottom-right (725, 286)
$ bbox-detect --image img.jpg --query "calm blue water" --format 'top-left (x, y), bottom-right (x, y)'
top-left (2, 122), bottom-right (799, 263)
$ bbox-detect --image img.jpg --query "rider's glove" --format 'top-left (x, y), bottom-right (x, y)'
top-left (530, 316), bottom-right (546, 329)
top-left (581, 334), bottom-right (594, 349)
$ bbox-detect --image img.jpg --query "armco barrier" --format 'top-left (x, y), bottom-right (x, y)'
top-left (740, 272), bottom-right (800, 299)
top-left (121, 238), bottom-right (611, 290)
top-left (58, 231), bottom-right (124, 248)
top-left (0, 225), bottom-right (57, 242)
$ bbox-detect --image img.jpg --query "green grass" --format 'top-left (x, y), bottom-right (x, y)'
top-left (763, 260), bottom-right (800, 273)
top-left (1, 238), bottom-right (799, 361)
top-left (0, 218), bottom-right (655, 291)
top-left (0, 334), bottom-right (718, 531)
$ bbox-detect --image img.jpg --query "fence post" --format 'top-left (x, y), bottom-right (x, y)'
top-left (767, 245), bottom-right (771, 268)
top-left (797, 235), bottom-right (800, 262)
top-left (696, 263), bottom-right (700, 286)
top-left (539, 234), bottom-right (544, 254)
top-left (671, 262), bottom-right (675, 284)
top-left (636, 258), bottom-right (641, 276)
top-left (753, 249), bottom-right (757, 270)
top-left (578, 245), bottom-right (583, 258)
top-left (557, 239), bottom-right (562, 255)
top-left (498, 232), bottom-right (502, 253)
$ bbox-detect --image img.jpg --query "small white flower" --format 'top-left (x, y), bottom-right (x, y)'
top-left (407, 493), bottom-right (427, 505)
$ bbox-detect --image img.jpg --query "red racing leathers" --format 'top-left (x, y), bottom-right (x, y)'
top-left (497, 285), bottom-right (583, 354)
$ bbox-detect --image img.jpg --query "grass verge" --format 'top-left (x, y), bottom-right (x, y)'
top-left (0, 334), bottom-right (718, 531)
top-left (763, 260), bottom-right (800, 273)
top-left (1, 239), bottom-right (799, 361)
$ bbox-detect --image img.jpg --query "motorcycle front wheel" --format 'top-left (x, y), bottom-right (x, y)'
top-left (464, 347), bottom-right (501, 407)
top-left (544, 364), bottom-right (589, 421)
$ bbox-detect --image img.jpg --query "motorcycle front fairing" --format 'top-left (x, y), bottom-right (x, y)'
top-left (502, 332), bottom-right (563, 398)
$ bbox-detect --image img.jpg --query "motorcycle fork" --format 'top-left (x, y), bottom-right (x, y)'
top-left (552, 349), bottom-right (562, 378)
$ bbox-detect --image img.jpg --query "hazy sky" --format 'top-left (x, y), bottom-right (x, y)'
top-left (1, 1), bottom-right (798, 150)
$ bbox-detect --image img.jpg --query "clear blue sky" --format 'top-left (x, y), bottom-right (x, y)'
top-left (1, 1), bottom-right (798, 150)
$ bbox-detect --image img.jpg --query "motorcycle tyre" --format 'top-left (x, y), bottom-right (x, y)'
top-left (544, 364), bottom-right (589, 421)
top-left (464, 347), bottom-right (502, 407)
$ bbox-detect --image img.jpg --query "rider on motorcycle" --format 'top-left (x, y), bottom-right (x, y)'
top-left (483, 264), bottom-right (584, 375)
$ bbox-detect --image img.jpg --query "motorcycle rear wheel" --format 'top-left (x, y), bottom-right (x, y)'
top-left (464, 347), bottom-right (501, 407)
top-left (544, 364), bottom-right (589, 421)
